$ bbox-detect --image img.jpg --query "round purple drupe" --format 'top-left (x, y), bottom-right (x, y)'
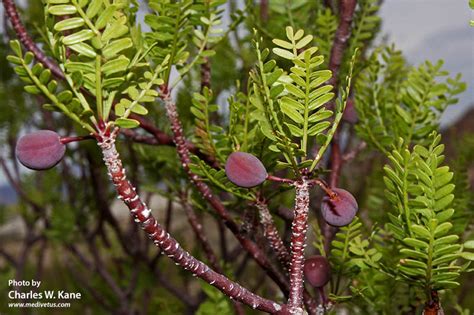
top-left (16, 130), bottom-right (66, 170)
top-left (321, 188), bottom-right (358, 227)
top-left (304, 255), bottom-right (331, 288)
top-left (225, 152), bottom-right (268, 188)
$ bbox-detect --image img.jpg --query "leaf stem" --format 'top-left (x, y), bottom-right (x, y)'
top-left (95, 55), bottom-right (103, 119)
top-left (121, 62), bottom-right (164, 121)
top-left (170, 23), bottom-right (211, 89)
top-left (302, 53), bottom-right (311, 157)
top-left (22, 61), bottom-right (95, 133)
top-left (71, 0), bottom-right (100, 36)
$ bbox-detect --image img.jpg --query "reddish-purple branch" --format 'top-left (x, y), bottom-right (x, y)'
top-left (327, 0), bottom-right (357, 88)
top-left (324, 0), bottom-right (358, 253)
top-left (256, 200), bottom-right (290, 268)
top-left (96, 131), bottom-right (284, 313)
top-left (260, 0), bottom-right (269, 23)
top-left (200, 55), bottom-right (211, 91)
top-left (287, 178), bottom-right (312, 314)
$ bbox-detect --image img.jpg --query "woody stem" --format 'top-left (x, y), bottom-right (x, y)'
top-left (96, 131), bottom-right (283, 313)
top-left (287, 178), bottom-right (311, 314)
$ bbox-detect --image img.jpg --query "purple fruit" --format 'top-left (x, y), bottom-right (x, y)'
top-left (225, 152), bottom-right (268, 188)
top-left (304, 255), bottom-right (331, 288)
top-left (321, 188), bottom-right (358, 227)
top-left (15, 130), bottom-right (66, 170)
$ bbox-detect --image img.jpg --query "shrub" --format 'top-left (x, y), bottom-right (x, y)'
top-left (0, 0), bottom-right (472, 314)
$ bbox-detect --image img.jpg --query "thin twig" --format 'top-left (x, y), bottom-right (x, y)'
top-left (260, 0), bottom-right (269, 23)
top-left (255, 199), bottom-right (290, 268)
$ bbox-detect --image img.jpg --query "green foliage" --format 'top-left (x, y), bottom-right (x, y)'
top-left (36, 0), bottom-right (230, 129)
top-left (384, 133), bottom-right (473, 294)
top-left (272, 27), bottom-right (334, 155)
top-left (8, 40), bottom-right (95, 132)
top-left (470, 0), bottom-right (474, 26)
top-left (355, 47), bottom-right (466, 152)
top-left (196, 282), bottom-right (233, 315)
top-left (264, 0), bottom-right (311, 37)
top-left (190, 87), bottom-right (231, 163)
top-left (145, 0), bottom-right (225, 86)
top-left (2, 1), bottom-right (473, 314)
top-left (313, 6), bottom-right (337, 63)
top-left (145, 0), bottom-right (193, 66)
top-left (346, 0), bottom-right (381, 54)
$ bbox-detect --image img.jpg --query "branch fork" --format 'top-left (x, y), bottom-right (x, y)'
top-left (96, 130), bottom-right (284, 313)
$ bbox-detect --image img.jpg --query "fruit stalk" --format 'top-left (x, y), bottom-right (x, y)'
top-left (287, 178), bottom-right (311, 314)
top-left (60, 135), bottom-right (95, 144)
top-left (97, 130), bottom-right (283, 313)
